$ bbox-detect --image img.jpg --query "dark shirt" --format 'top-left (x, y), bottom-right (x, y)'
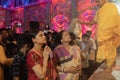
top-left (12, 51), bottom-right (28, 80)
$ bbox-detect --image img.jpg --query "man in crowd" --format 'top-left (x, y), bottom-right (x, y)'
top-left (95, 0), bottom-right (120, 72)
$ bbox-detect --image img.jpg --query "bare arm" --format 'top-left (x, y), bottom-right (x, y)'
top-left (0, 46), bottom-right (13, 65)
top-left (32, 58), bottom-right (48, 79)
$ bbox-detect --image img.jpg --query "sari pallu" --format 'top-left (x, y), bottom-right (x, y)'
top-left (46, 58), bottom-right (59, 80)
top-left (53, 45), bottom-right (81, 80)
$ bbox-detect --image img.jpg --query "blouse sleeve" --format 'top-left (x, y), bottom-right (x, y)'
top-left (26, 51), bottom-right (42, 68)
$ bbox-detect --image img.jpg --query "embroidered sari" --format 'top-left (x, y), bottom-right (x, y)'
top-left (53, 45), bottom-right (81, 80)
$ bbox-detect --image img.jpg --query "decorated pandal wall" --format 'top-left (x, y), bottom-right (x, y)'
top-left (79, 9), bottom-right (96, 39)
top-left (0, 0), bottom-right (97, 38)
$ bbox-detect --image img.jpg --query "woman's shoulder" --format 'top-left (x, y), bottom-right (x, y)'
top-left (27, 50), bottom-right (35, 54)
top-left (26, 50), bottom-right (42, 63)
top-left (27, 50), bottom-right (36, 58)
top-left (27, 50), bottom-right (42, 58)
top-left (72, 45), bottom-right (81, 50)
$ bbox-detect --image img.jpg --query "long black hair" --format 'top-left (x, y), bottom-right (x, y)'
top-left (17, 29), bottom-right (41, 52)
top-left (54, 30), bottom-right (65, 46)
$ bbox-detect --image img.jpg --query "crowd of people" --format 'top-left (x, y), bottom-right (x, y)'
top-left (0, 26), bottom-right (97, 80)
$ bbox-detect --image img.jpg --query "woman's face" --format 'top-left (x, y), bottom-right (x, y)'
top-left (61, 31), bottom-right (71, 43)
top-left (34, 31), bottom-right (47, 44)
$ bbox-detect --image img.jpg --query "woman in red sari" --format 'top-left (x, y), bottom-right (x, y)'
top-left (26, 30), bottom-right (58, 80)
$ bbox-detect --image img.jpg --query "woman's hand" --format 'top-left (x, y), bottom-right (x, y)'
top-left (43, 45), bottom-right (52, 60)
